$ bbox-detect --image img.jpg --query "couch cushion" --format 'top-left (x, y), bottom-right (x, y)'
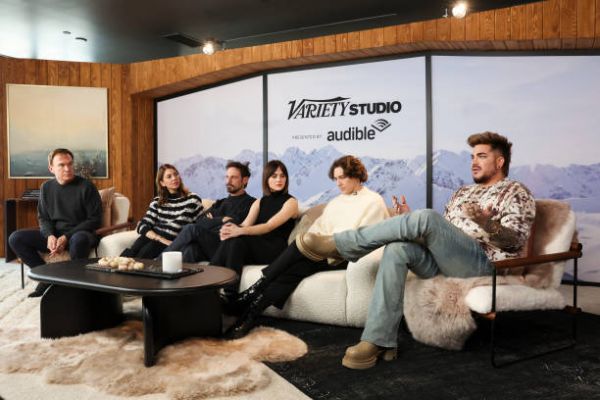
top-left (240, 264), bottom-right (349, 326)
top-left (287, 203), bottom-right (326, 244)
top-left (465, 285), bottom-right (565, 314)
top-left (98, 187), bottom-right (115, 228)
top-left (111, 193), bottom-right (130, 225)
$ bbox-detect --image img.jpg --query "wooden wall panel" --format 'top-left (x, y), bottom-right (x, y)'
top-left (465, 13), bottom-right (481, 40)
top-left (2, 0), bottom-right (599, 256)
top-left (594, 0), bottom-right (600, 47)
top-left (0, 58), bottom-right (134, 256)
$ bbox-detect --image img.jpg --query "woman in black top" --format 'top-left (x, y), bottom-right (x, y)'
top-left (211, 160), bottom-right (298, 302)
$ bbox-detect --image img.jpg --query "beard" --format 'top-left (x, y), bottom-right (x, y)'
top-left (226, 184), bottom-right (241, 194)
top-left (472, 170), bottom-right (493, 184)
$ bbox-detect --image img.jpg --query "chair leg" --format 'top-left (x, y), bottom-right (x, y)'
top-left (490, 258), bottom-right (581, 368)
top-left (489, 311), bottom-right (577, 368)
top-left (21, 262), bottom-right (25, 289)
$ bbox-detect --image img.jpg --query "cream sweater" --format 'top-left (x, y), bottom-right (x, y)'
top-left (308, 186), bottom-right (389, 236)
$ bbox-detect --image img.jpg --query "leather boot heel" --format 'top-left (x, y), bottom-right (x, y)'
top-left (382, 348), bottom-right (397, 361)
top-left (342, 341), bottom-right (397, 370)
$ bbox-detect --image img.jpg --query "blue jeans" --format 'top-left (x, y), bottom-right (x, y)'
top-left (8, 229), bottom-right (98, 268)
top-left (333, 209), bottom-right (493, 347)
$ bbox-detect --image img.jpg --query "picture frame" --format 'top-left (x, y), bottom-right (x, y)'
top-left (7, 83), bottom-right (109, 178)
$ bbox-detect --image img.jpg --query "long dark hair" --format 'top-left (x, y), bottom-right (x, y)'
top-left (156, 164), bottom-right (189, 205)
top-left (262, 160), bottom-right (289, 195)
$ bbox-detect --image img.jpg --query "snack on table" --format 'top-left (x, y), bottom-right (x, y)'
top-left (98, 256), bottom-right (144, 271)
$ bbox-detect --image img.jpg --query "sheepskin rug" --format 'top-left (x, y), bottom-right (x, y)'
top-left (0, 269), bottom-right (307, 399)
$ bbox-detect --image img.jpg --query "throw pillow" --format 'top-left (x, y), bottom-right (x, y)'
top-left (98, 187), bottom-right (115, 228)
top-left (287, 203), bottom-right (326, 244)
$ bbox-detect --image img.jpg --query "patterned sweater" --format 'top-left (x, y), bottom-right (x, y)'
top-left (444, 179), bottom-right (536, 261)
top-left (138, 193), bottom-right (204, 241)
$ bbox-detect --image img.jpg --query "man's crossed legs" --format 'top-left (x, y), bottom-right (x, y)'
top-left (301, 209), bottom-right (493, 369)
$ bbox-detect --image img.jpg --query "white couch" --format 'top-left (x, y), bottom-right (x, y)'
top-left (98, 199), bottom-right (578, 341)
top-left (98, 199), bottom-right (380, 327)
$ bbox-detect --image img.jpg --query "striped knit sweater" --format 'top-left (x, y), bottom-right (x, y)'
top-left (137, 193), bottom-right (203, 241)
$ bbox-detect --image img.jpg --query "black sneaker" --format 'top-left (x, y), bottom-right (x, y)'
top-left (28, 282), bottom-right (50, 298)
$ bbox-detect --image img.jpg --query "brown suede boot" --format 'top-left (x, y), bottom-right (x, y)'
top-left (342, 341), bottom-right (397, 369)
top-left (296, 232), bottom-right (342, 262)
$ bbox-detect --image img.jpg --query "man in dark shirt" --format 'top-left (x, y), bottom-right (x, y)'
top-left (8, 148), bottom-right (102, 297)
top-left (163, 161), bottom-right (256, 262)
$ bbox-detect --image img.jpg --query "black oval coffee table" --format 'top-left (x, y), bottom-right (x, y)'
top-left (28, 258), bottom-right (237, 367)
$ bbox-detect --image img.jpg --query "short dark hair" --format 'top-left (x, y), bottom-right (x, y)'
top-left (328, 155), bottom-right (368, 183)
top-left (48, 148), bottom-right (74, 165)
top-left (226, 160), bottom-right (251, 188)
top-left (262, 160), bottom-right (289, 195)
top-left (467, 131), bottom-right (512, 176)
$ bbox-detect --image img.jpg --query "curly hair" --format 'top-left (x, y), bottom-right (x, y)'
top-left (328, 155), bottom-right (368, 183)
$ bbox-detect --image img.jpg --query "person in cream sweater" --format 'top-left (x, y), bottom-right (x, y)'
top-left (225, 155), bottom-right (389, 339)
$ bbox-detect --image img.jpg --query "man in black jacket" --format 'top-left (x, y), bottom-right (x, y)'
top-left (163, 161), bottom-right (255, 262)
top-left (9, 148), bottom-right (102, 297)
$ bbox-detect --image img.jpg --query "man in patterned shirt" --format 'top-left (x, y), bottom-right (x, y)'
top-left (297, 132), bottom-right (536, 370)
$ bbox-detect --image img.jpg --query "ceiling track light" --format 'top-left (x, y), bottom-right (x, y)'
top-left (201, 39), bottom-right (223, 55)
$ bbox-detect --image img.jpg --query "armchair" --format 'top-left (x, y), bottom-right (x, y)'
top-left (19, 190), bottom-right (134, 288)
top-left (402, 199), bottom-right (582, 367)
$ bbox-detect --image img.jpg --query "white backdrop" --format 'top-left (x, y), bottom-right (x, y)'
top-left (267, 57), bottom-right (427, 207)
top-left (155, 54), bottom-right (600, 283)
top-left (156, 76), bottom-right (263, 199)
top-left (431, 55), bottom-right (600, 283)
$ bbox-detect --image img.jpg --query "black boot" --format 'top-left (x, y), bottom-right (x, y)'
top-left (28, 282), bottom-right (50, 298)
top-left (224, 293), bottom-right (270, 339)
top-left (226, 277), bottom-right (267, 314)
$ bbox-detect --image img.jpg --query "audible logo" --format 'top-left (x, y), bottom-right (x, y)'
top-left (327, 119), bottom-right (391, 142)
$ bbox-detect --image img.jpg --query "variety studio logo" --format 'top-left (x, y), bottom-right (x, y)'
top-left (287, 97), bottom-right (402, 120)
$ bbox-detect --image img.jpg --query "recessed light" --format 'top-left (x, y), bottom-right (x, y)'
top-left (63, 30), bottom-right (71, 35)
top-left (201, 39), bottom-right (223, 55)
top-left (452, 2), bottom-right (468, 18)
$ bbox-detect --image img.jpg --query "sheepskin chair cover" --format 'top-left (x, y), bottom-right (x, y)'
top-left (403, 199), bottom-right (576, 350)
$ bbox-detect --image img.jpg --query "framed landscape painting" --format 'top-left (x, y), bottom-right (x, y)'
top-left (7, 84), bottom-right (109, 178)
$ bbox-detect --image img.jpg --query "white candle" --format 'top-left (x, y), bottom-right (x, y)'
top-left (162, 251), bottom-right (182, 273)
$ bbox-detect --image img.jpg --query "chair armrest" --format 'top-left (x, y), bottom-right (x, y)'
top-left (95, 220), bottom-right (137, 238)
top-left (96, 230), bottom-right (139, 258)
top-left (492, 240), bottom-right (583, 270)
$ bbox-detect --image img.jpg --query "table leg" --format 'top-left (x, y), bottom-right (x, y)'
top-left (142, 290), bottom-right (222, 367)
top-left (40, 285), bottom-right (123, 338)
top-left (4, 199), bottom-right (17, 262)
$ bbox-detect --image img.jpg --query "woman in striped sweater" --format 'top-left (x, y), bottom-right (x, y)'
top-left (121, 164), bottom-right (203, 259)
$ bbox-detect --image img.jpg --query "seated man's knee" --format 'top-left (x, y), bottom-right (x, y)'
top-left (8, 230), bottom-right (35, 250)
top-left (411, 208), bottom-right (443, 226)
top-left (8, 231), bottom-right (22, 248)
top-left (69, 232), bottom-right (96, 256)
top-left (383, 241), bottom-right (413, 257)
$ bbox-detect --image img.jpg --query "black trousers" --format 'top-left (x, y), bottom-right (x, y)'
top-left (259, 242), bottom-right (346, 309)
top-left (211, 235), bottom-right (288, 292)
top-left (8, 228), bottom-right (98, 268)
top-left (163, 222), bottom-right (220, 262)
top-left (120, 235), bottom-right (167, 259)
